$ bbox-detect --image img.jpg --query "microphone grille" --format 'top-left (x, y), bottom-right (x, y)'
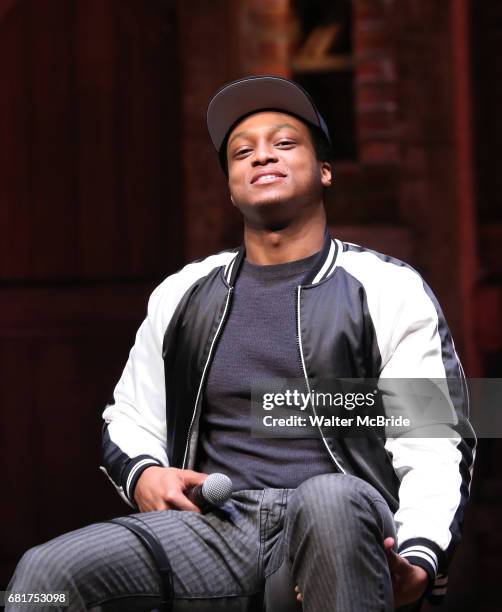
top-left (201, 473), bottom-right (233, 506)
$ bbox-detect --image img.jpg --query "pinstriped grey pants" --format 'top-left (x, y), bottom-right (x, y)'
top-left (6, 474), bottom-right (401, 611)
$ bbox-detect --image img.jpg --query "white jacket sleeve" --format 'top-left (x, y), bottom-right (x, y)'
top-left (339, 247), bottom-right (476, 599)
top-left (378, 270), bottom-right (476, 595)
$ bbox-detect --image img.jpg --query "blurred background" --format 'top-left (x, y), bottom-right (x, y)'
top-left (1, 0), bottom-right (500, 609)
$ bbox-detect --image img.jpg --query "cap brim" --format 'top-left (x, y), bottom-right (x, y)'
top-left (206, 75), bottom-right (325, 152)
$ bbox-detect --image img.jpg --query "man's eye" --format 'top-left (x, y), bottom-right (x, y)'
top-left (234, 147), bottom-right (252, 158)
top-left (276, 140), bottom-right (294, 147)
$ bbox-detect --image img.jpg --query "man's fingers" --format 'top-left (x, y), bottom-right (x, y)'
top-left (383, 538), bottom-right (406, 572)
top-left (148, 500), bottom-right (169, 511)
top-left (386, 549), bottom-right (413, 577)
top-left (165, 491), bottom-right (202, 513)
top-left (138, 499), bottom-right (170, 513)
top-left (386, 548), bottom-right (402, 569)
top-left (383, 537), bottom-right (395, 551)
top-left (180, 469), bottom-right (208, 487)
top-left (383, 537), bottom-right (398, 561)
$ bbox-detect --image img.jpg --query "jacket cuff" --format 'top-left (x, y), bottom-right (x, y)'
top-left (398, 538), bottom-right (443, 587)
top-left (122, 455), bottom-right (163, 506)
top-left (427, 574), bottom-right (449, 605)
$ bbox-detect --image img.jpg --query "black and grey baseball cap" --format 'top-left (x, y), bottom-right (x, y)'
top-left (206, 75), bottom-right (332, 154)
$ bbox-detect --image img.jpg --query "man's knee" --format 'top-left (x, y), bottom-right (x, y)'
top-left (13, 542), bottom-right (63, 589)
top-left (287, 473), bottom-right (392, 534)
top-left (291, 473), bottom-right (378, 509)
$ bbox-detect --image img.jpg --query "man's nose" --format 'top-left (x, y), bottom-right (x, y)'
top-left (252, 141), bottom-right (278, 166)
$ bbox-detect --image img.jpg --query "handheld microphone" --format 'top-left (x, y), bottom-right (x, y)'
top-left (187, 473), bottom-right (233, 510)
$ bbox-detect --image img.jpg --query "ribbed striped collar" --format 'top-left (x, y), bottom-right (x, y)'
top-left (223, 229), bottom-right (341, 287)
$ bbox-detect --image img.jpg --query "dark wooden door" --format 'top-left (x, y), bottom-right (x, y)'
top-left (1, 0), bottom-right (183, 585)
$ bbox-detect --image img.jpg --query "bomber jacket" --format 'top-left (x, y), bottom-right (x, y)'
top-left (101, 231), bottom-right (476, 604)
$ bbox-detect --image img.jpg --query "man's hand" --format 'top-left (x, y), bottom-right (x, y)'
top-left (134, 466), bottom-right (208, 513)
top-left (383, 537), bottom-right (429, 607)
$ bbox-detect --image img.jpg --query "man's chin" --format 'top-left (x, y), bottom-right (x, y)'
top-left (238, 199), bottom-right (292, 228)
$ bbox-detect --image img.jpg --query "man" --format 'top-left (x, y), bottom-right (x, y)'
top-left (7, 76), bottom-right (475, 611)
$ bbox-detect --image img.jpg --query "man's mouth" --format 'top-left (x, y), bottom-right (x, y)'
top-left (251, 172), bottom-right (286, 185)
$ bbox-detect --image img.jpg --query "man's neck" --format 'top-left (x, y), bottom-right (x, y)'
top-left (243, 209), bottom-right (327, 265)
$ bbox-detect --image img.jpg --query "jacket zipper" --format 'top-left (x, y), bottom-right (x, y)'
top-left (296, 285), bottom-right (346, 473)
top-left (182, 287), bottom-right (234, 469)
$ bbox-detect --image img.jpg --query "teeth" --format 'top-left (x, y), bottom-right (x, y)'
top-left (255, 174), bottom-right (283, 183)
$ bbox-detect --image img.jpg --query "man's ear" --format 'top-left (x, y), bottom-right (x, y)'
top-left (320, 161), bottom-right (333, 187)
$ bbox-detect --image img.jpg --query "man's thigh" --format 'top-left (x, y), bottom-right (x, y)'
top-left (8, 491), bottom-right (266, 612)
top-left (263, 474), bottom-right (398, 612)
